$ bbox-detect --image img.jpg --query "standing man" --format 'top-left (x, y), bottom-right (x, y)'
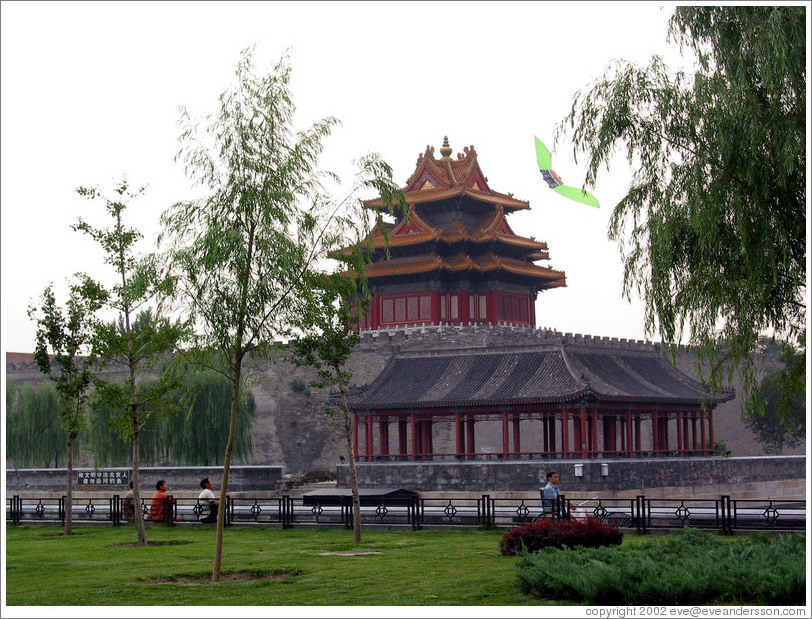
top-left (198, 477), bottom-right (220, 523)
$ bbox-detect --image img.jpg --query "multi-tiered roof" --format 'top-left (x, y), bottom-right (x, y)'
top-left (346, 138), bottom-right (566, 329)
top-left (362, 138), bottom-right (566, 288)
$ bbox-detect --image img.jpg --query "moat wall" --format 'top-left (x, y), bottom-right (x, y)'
top-left (6, 325), bottom-right (804, 476)
top-left (338, 455), bottom-right (807, 501)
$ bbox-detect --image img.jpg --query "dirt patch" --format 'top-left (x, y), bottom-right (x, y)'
top-left (319, 551), bottom-right (382, 556)
top-left (142, 572), bottom-right (297, 584)
top-left (113, 540), bottom-right (193, 548)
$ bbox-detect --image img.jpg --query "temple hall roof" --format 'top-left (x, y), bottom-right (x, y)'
top-left (347, 344), bottom-right (735, 410)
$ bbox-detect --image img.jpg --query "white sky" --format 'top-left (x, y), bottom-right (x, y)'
top-left (1, 0), bottom-right (687, 357)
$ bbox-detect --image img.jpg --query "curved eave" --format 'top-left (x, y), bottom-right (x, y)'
top-left (350, 387), bottom-right (734, 411)
top-left (366, 187), bottom-right (529, 212)
top-left (360, 254), bottom-right (567, 283)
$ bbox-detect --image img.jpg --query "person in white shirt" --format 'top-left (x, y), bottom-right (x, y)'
top-left (198, 477), bottom-right (220, 523)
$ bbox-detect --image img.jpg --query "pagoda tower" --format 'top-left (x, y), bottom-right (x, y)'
top-left (350, 137), bottom-right (566, 330)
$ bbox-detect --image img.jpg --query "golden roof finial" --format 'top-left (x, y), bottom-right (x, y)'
top-left (439, 136), bottom-right (452, 160)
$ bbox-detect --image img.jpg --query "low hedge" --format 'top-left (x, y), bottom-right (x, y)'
top-left (499, 516), bottom-right (623, 556)
top-left (513, 528), bottom-right (806, 605)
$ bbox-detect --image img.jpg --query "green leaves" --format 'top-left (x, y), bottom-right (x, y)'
top-left (559, 6), bottom-right (805, 413)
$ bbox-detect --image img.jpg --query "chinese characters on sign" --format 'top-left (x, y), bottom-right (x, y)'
top-left (76, 471), bottom-right (129, 486)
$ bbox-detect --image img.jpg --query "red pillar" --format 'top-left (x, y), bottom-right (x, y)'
top-left (501, 409), bottom-right (510, 458)
top-left (512, 416), bottom-right (521, 455)
top-left (652, 410), bottom-right (659, 457)
top-left (561, 408), bottom-right (569, 459)
top-left (410, 414), bottom-right (418, 461)
top-left (548, 416), bottom-right (556, 453)
top-left (365, 414), bottom-right (374, 462)
top-left (708, 410), bottom-right (714, 454)
top-left (591, 409), bottom-right (599, 457)
top-left (455, 411), bottom-right (464, 457)
top-left (353, 414), bottom-right (360, 461)
top-left (398, 417), bottom-right (408, 459)
top-left (466, 417), bottom-right (476, 459)
top-left (626, 408), bottom-right (633, 457)
top-left (379, 418), bottom-right (390, 457)
top-left (700, 411), bottom-right (707, 455)
top-left (677, 410), bottom-right (684, 456)
top-left (579, 407), bottom-right (588, 459)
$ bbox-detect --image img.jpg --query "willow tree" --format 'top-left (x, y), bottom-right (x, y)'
top-left (160, 48), bottom-right (404, 581)
top-left (6, 381), bottom-right (63, 468)
top-left (73, 182), bottom-right (186, 546)
top-left (558, 6), bottom-right (806, 421)
top-left (28, 281), bottom-right (101, 534)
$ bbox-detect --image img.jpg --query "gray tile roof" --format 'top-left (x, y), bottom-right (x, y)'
top-left (347, 344), bottom-right (734, 410)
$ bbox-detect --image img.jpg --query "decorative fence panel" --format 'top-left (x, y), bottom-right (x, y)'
top-left (6, 493), bottom-right (805, 533)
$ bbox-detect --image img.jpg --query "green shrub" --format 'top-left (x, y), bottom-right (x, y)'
top-left (499, 517), bottom-right (623, 556)
top-left (297, 470), bottom-right (337, 484)
top-left (514, 528), bottom-right (806, 605)
top-left (290, 379), bottom-right (310, 395)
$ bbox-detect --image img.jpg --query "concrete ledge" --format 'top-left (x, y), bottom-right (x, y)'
top-left (6, 465), bottom-right (284, 494)
top-left (337, 456), bottom-right (806, 500)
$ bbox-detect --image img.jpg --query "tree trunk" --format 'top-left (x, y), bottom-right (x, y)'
top-left (133, 425), bottom-right (147, 546)
top-left (64, 433), bottom-right (74, 536)
top-left (213, 356), bottom-right (243, 582)
top-left (345, 423), bottom-right (362, 544)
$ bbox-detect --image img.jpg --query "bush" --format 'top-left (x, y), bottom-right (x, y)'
top-left (499, 517), bottom-right (623, 556)
top-left (513, 528), bottom-right (806, 605)
top-left (297, 470), bottom-right (337, 484)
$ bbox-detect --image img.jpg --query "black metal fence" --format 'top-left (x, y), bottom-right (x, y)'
top-left (6, 493), bottom-right (806, 534)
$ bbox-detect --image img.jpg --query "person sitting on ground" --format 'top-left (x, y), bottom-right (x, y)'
top-left (198, 477), bottom-right (220, 523)
top-left (149, 479), bottom-right (174, 522)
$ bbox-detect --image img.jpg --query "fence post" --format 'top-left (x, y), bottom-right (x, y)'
top-left (60, 495), bottom-right (66, 525)
top-left (112, 495), bottom-right (120, 526)
top-left (224, 495), bottom-right (230, 527)
top-left (720, 495), bottom-right (731, 534)
top-left (634, 495), bottom-right (647, 534)
top-left (12, 495), bottom-right (21, 524)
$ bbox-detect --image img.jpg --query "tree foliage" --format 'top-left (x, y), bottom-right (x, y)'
top-left (28, 281), bottom-right (102, 534)
top-left (6, 381), bottom-right (64, 468)
top-left (744, 343), bottom-right (806, 453)
top-left (558, 6), bottom-right (806, 417)
top-left (73, 180), bottom-right (186, 546)
top-left (88, 369), bottom-right (254, 466)
top-left (288, 274), bottom-right (366, 543)
top-left (160, 47), bottom-right (405, 580)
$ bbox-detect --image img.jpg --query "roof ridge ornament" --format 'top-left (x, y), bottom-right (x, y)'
top-left (440, 136), bottom-right (452, 160)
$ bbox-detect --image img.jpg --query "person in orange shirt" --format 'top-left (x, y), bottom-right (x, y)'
top-left (149, 479), bottom-right (174, 522)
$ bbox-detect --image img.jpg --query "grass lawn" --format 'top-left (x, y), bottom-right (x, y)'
top-left (4, 524), bottom-right (553, 607)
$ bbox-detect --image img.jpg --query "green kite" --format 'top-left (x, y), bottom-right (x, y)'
top-left (534, 136), bottom-right (599, 208)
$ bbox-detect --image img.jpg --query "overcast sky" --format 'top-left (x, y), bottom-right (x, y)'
top-left (2, 1), bottom-right (688, 359)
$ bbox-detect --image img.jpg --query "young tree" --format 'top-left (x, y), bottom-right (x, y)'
top-left (74, 181), bottom-right (186, 546)
top-left (287, 274), bottom-right (367, 543)
top-left (28, 282), bottom-right (101, 535)
top-left (557, 6), bottom-right (805, 420)
top-left (160, 48), bottom-right (404, 580)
